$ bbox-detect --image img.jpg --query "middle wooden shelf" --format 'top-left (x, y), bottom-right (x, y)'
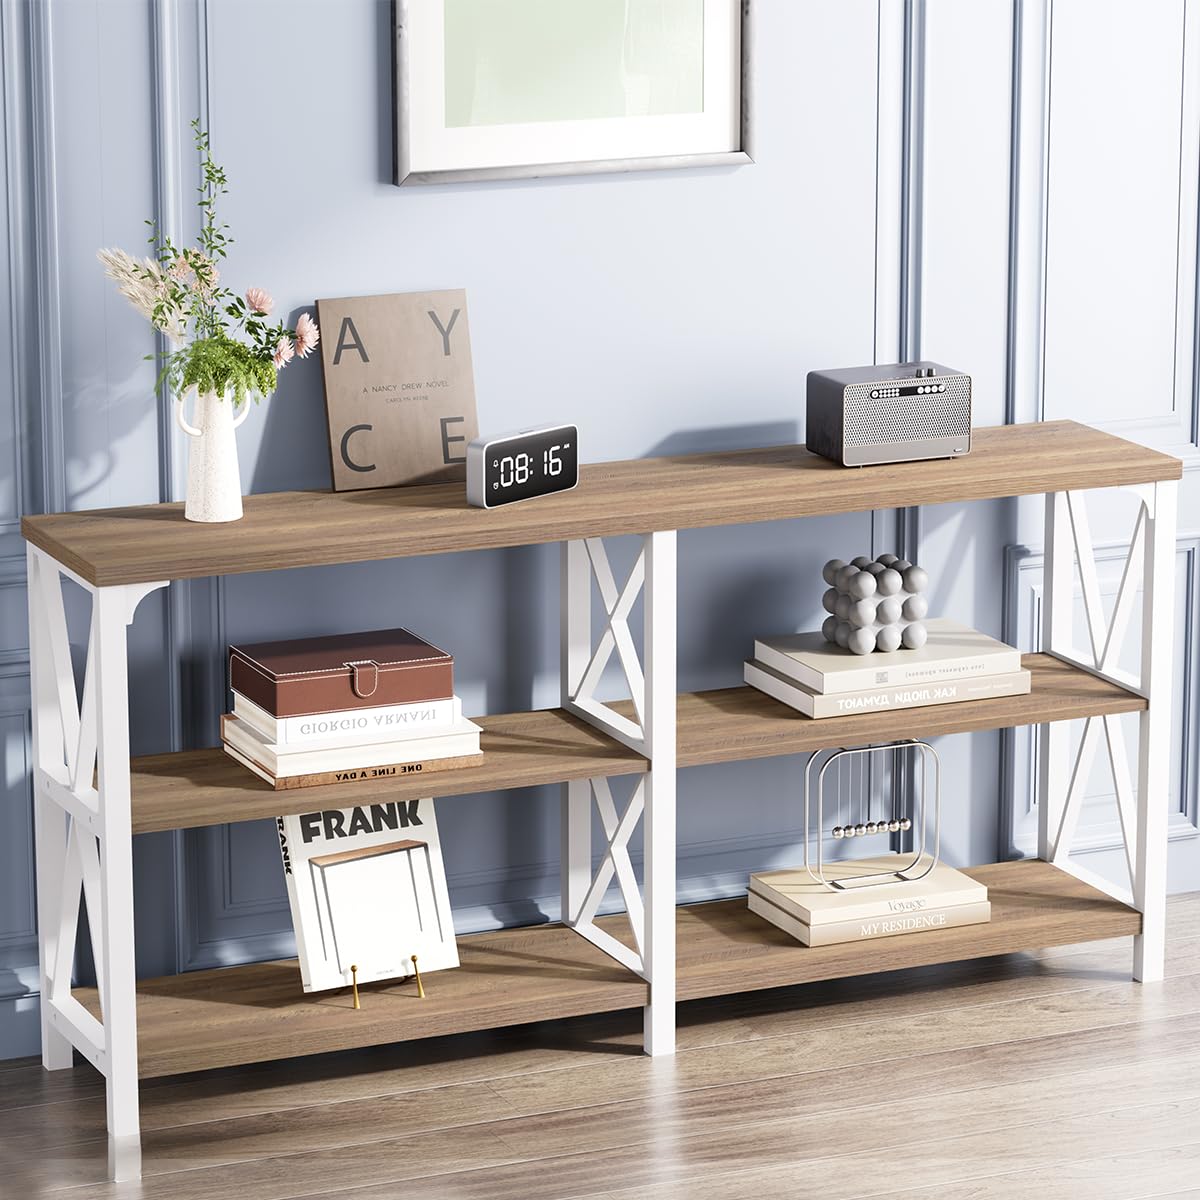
top-left (130, 654), bottom-right (1143, 835)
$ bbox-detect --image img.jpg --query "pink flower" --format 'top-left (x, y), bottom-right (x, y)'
top-left (293, 312), bottom-right (319, 358)
top-left (245, 287), bottom-right (274, 315)
top-left (273, 336), bottom-right (295, 369)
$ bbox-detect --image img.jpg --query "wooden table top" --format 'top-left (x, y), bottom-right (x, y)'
top-left (21, 421), bottom-right (1181, 587)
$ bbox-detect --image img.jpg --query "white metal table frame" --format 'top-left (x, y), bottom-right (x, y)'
top-left (23, 476), bottom-right (1175, 1183)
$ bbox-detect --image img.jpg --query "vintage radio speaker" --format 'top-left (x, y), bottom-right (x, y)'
top-left (805, 361), bottom-right (972, 467)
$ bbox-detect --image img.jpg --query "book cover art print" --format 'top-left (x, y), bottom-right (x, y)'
top-left (277, 796), bottom-right (458, 992)
top-left (317, 289), bottom-right (479, 491)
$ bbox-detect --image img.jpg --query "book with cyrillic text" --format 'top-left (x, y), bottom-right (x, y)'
top-left (744, 659), bottom-right (1031, 719)
top-left (753, 618), bottom-right (1022, 695)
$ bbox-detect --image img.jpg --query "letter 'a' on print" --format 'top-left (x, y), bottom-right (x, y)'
top-left (316, 289), bottom-right (480, 491)
top-left (277, 796), bottom-right (458, 992)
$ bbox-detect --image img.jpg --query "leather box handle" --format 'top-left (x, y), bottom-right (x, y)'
top-left (345, 659), bottom-right (380, 698)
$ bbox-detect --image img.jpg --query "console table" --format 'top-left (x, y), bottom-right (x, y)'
top-left (21, 419), bottom-right (1181, 1181)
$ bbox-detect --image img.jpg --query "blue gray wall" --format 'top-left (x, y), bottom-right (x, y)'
top-left (1, 0), bottom-right (1197, 1059)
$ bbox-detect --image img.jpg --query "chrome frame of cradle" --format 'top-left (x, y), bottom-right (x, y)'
top-left (803, 739), bottom-right (941, 889)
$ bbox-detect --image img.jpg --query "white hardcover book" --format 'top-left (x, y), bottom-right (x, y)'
top-left (744, 659), bottom-right (1031, 718)
top-left (222, 713), bottom-right (481, 777)
top-left (753, 618), bottom-right (1022, 695)
top-left (233, 692), bottom-right (462, 747)
top-left (748, 889), bottom-right (991, 946)
top-left (749, 855), bottom-right (987, 926)
top-left (277, 796), bottom-right (458, 992)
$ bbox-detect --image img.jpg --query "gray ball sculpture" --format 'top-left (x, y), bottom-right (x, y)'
top-left (820, 554), bottom-right (929, 655)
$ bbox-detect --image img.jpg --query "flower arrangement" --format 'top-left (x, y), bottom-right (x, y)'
top-left (98, 121), bottom-right (318, 407)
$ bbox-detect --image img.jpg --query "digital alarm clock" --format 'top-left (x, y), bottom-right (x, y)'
top-left (466, 424), bottom-right (579, 508)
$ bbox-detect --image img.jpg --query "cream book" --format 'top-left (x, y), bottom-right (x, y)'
top-left (233, 692), bottom-right (462, 748)
top-left (749, 855), bottom-right (987, 926)
top-left (748, 889), bottom-right (992, 947)
top-left (277, 796), bottom-right (458, 992)
top-left (224, 743), bottom-right (484, 791)
top-left (222, 712), bottom-right (481, 777)
top-left (744, 659), bottom-right (1031, 718)
top-left (753, 618), bottom-right (1022, 695)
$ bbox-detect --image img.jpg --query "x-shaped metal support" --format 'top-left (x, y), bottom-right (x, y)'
top-left (564, 776), bottom-right (647, 975)
top-left (27, 545), bottom-right (166, 1179)
top-left (560, 532), bottom-right (676, 1053)
top-left (1039, 481), bottom-right (1177, 981)
top-left (563, 537), bottom-right (648, 753)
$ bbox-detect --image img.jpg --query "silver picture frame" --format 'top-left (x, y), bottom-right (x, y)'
top-left (393, 0), bottom-right (754, 186)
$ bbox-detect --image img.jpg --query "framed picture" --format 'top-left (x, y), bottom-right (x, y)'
top-left (394, 0), bottom-right (752, 186)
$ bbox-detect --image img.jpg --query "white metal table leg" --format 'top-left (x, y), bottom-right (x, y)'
top-left (1038, 491), bottom-right (1073, 860)
top-left (28, 547), bottom-right (74, 1071)
top-left (1133, 479), bottom-right (1177, 982)
top-left (642, 530), bottom-right (677, 1056)
top-left (561, 540), bottom-right (592, 924)
top-left (93, 586), bottom-right (142, 1180)
top-left (26, 545), bottom-right (165, 1183)
top-left (559, 531), bottom-right (678, 1056)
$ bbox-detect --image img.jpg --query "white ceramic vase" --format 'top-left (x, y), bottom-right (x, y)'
top-left (176, 389), bottom-right (250, 523)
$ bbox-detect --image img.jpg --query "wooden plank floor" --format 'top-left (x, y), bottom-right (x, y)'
top-left (2, 893), bottom-right (1198, 1199)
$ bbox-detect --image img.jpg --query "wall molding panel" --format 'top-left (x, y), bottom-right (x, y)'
top-left (25, 0), bottom-right (65, 516)
top-left (1006, 0), bottom-right (1052, 426)
top-left (0, 708), bottom-right (34, 960)
top-left (0, 0), bottom-right (39, 1055)
top-left (1173, 0), bottom-right (1200, 457)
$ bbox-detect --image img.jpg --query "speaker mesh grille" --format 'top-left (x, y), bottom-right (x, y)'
top-left (843, 376), bottom-right (971, 446)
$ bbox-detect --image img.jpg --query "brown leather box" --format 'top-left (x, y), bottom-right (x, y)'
top-left (229, 628), bottom-right (454, 718)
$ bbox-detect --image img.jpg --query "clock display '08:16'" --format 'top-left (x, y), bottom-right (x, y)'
top-left (494, 444), bottom-right (566, 488)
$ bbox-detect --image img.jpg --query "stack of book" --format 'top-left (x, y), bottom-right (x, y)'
top-left (749, 854), bottom-right (990, 946)
top-left (221, 627), bottom-right (483, 790)
top-left (744, 617), bottom-right (1029, 719)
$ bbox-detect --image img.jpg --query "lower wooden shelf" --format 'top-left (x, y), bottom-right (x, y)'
top-left (675, 859), bottom-right (1140, 1000)
top-left (78, 859), bottom-right (1139, 1079)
